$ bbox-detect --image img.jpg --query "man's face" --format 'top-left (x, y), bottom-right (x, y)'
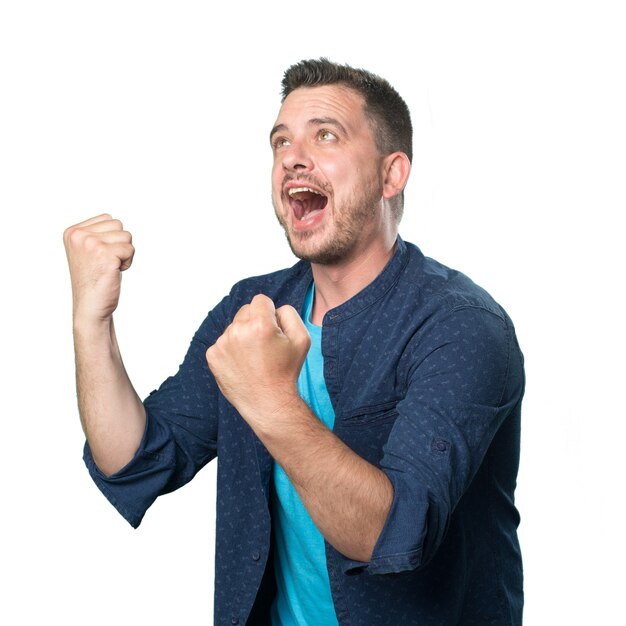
top-left (270, 85), bottom-right (388, 265)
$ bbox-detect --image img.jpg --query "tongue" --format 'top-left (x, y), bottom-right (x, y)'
top-left (292, 199), bottom-right (306, 220)
top-left (292, 198), bottom-right (320, 221)
top-left (291, 193), bottom-right (325, 220)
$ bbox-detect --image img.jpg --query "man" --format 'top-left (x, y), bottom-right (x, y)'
top-left (64, 59), bottom-right (524, 625)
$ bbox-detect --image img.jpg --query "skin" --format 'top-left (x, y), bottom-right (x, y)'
top-left (270, 85), bottom-right (409, 323)
top-left (63, 214), bottom-right (146, 476)
top-left (64, 84), bottom-right (411, 562)
top-left (207, 86), bottom-right (411, 561)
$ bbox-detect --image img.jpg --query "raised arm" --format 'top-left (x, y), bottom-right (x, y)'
top-left (205, 294), bottom-right (393, 562)
top-left (64, 214), bottom-right (146, 476)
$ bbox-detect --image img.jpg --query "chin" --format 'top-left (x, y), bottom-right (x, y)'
top-left (284, 229), bottom-right (356, 265)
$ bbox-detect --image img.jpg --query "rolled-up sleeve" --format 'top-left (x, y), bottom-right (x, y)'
top-left (342, 305), bottom-right (524, 575)
top-left (83, 296), bottom-right (231, 527)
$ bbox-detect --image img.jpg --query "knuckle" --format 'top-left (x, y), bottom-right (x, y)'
top-left (252, 316), bottom-right (274, 337)
top-left (66, 226), bottom-right (84, 247)
top-left (83, 234), bottom-right (101, 253)
top-left (206, 343), bottom-right (220, 364)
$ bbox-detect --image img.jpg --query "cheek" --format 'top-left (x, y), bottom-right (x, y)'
top-left (315, 156), bottom-right (347, 191)
top-left (271, 166), bottom-right (282, 195)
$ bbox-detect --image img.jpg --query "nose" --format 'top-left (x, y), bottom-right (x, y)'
top-left (281, 140), bottom-right (313, 173)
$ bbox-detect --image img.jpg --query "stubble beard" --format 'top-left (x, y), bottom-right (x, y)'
top-left (273, 180), bottom-right (381, 265)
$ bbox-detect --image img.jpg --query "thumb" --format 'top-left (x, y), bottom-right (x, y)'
top-left (276, 305), bottom-right (310, 349)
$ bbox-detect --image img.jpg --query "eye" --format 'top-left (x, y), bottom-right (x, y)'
top-left (272, 136), bottom-right (290, 150)
top-left (318, 129), bottom-right (337, 142)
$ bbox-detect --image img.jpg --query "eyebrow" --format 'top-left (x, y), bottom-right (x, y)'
top-left (270, 123), bottom-right (288, 143)
top-left (269, 117), bottom-right (348, 143)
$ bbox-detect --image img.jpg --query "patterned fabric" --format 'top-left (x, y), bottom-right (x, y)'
top-left (84, 237), bottom-right (525, 625)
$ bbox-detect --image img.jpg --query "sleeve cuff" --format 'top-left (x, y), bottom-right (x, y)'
top-left (84, 443), bottom-right (145, 528)
top-left (83, 411), bottom-right (177, 528)
top-left (338, 472), bottom-right (430, 576)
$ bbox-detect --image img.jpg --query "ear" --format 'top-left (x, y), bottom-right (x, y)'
top-left (381, 152), bottom-right (411, 200)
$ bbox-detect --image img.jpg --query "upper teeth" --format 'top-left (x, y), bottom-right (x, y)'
top-left (288, 187), bottom-right (322, 196)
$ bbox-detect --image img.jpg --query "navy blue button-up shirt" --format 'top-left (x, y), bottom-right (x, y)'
top-left (84, 238), bottom-right (524, 625)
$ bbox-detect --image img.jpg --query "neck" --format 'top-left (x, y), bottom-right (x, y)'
top-left (310, 234), bottom-right (397, 325)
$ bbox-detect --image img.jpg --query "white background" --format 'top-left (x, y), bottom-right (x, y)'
top-left (1, 1), bottom-right (624, 624)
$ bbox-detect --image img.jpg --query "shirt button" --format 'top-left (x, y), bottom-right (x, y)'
top-left (231, 617), bottom-right (239, 625)
top-left (252, 550), bottom-right (260, 561)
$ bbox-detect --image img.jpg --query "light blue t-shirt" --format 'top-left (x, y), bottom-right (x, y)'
top-left (270, 284), bottom-right (339, 626)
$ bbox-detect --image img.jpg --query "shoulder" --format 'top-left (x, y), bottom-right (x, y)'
top-left (192, 261), bottom-right (311, 345)
top-left (400, 240), bottom-right (509, 323)
top-left (397, 241), bottom-right (524, 386)
top-left (214, 260), bottom-right (311, 320)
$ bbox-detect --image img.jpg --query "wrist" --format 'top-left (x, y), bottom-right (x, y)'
top-left (241, 390), bottom-right (307, 437)
top-left (255, 393), bottom-right (322, 446)
top-left (72, 313), bottom-right (113, 342)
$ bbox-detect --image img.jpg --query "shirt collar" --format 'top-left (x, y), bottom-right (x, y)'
top-left (320, 236), bottom-right (409, 326)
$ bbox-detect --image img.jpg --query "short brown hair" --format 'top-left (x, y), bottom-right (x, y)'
top-left (281, 58), bottom-right (413, 163)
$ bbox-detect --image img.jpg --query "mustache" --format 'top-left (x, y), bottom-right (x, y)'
top-left (281, 173), bottom-right (332, 195)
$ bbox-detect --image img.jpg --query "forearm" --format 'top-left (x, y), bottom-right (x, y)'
top-left (73, 316), bottom-right (146, 476)
top-left (254, 398), bottom-right (393, 563)
top-left (206, 296), bottom-right (393, 561)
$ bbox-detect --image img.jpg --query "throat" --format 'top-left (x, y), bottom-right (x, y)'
top-left (311, 239), bottom-right (397, 314)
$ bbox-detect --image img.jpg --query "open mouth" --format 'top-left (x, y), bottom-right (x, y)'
top-left (287, 187), bottom-right (329, 222)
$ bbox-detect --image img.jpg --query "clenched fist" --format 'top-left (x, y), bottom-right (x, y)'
top-left (63, 214), bottom-right (135, 325)
top-left (206, 294), bottom-right (311, 432)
